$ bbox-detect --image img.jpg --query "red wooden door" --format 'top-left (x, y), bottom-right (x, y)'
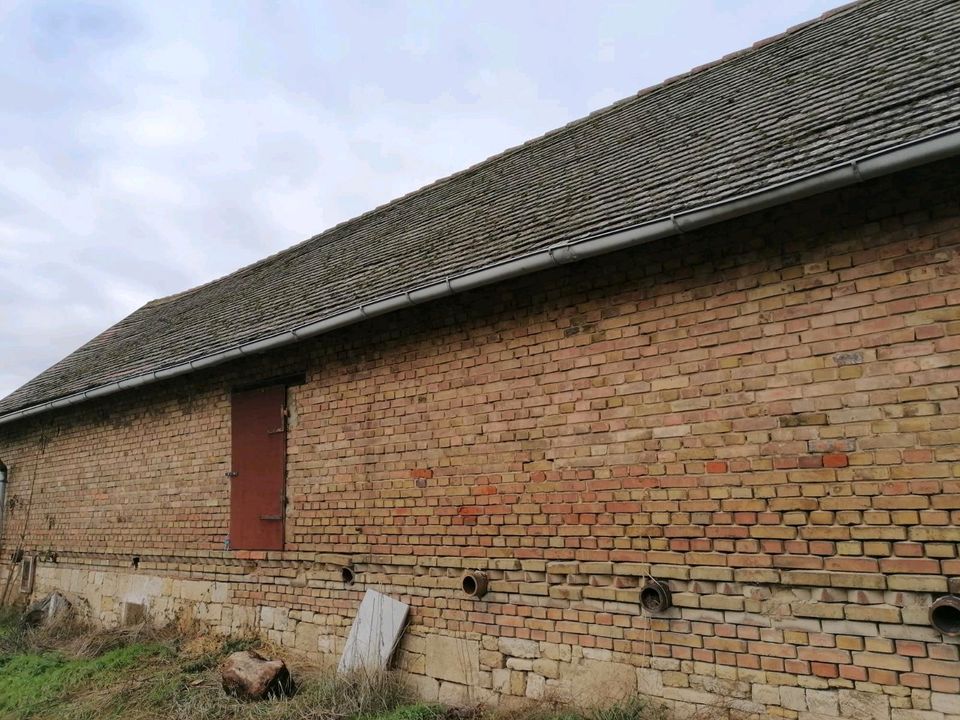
top-left (230, 384), bottom-right (286, 550)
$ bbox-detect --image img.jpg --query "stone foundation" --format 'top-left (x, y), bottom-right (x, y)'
top-left (6, 555), bottom-right (958, 719)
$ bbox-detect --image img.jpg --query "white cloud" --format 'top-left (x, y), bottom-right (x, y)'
top-left (0, 0), bottom-right (843, 399)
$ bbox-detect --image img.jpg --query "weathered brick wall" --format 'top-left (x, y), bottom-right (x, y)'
top-left (2, 159), bottom-right (960, 718)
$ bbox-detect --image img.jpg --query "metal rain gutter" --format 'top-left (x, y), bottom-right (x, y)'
top-left (2, 127), bottom-right (959, 428)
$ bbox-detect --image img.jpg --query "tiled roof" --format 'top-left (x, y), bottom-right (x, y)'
top-left (3, 0), bottom-right (960, 420)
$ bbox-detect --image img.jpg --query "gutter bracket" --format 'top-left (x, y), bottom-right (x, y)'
top-left (851, 159), bottom-right (864, 183)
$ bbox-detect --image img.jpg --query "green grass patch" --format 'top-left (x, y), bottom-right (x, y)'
top-left (365, 704), bottom-right (450, 720)
top-left (0, 608), bottom-right (665, 720)
top-left (0, 643), bottom-right (170, 719)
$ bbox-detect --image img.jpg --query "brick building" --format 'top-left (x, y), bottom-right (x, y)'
top-left (2, 1), bottom-right (960, 717)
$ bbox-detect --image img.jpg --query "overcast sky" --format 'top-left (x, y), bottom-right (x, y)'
top-left (0, 0), bottom-right (841, 399)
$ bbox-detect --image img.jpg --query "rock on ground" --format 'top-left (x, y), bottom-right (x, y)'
top-left (220, 650), bottom-right (293, 700)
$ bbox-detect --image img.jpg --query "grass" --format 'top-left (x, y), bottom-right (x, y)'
top-left (0, 642), bottom-right (171, 718)
top-left (0, 607), bottom-right (664, 720)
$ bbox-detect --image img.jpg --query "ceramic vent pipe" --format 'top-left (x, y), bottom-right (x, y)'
top-left (930, 595), bottom-right (960, 636)
top-left (0, 460), bottom-right (7, 543)
top-left (462, 570), bottom-right (489, 598)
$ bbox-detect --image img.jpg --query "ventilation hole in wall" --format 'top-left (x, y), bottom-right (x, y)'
top-left (640, 579), bottom-right (673, 614)
top-left (461, 570), bottom-right (488, 598)
top-left (19, 556), bottom-right (35, 595)
top-left (341, 566), bottom-right (355, 585)
top-left (930, 595), bottom-right (960, 636)
top-left (131, 556), bottom-right (140, 569)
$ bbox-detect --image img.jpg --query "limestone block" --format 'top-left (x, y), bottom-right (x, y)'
top-left (499, 637), bottom-right (539, 659)
top-left (839, 690), bottom-right (890, 720)
top-left (509, 670), bottom-right (526, 696)
top-left (401, 634), bottom-right (426, 654)
top-left (294, 622), bottom-right (321, 653)
top-left (543, 644), bottom-right (572, 662)
top-left (273, 607), bottom-right (291, 632)
top-left (506, 658), bottom-right (533, 671)
top-left (932, 692), bottom-right (960, 714)
top-left (662, 671), bottom-right (688, 688)
top-left (439, 682), bottom-right (471, 705)
top-left (260, 605), bottom-right (276, 628)
top-left (637, 668), bottom-right (664, 696)
top-left (317, 633), bottom-right (338, 655)
top-left (196, 602), bottom-right (222, 623)
top-left (425, 634), bottom-right (480, 685)
top-left (491, 668), bottom-right (511, 694)
top-left (180, 581), bottom-right (208, 603)
top-left (408, 674), bottom-right (440, 702)
top-left (526, 674), bottom-right (546, 699)
top-left (806, 688), bottom-right (838, 716)
top-left (751, 683), bottom-right (780, 705)
top-left (398, 649), bottom-right (425, 674)
top-left (532, 658), bottom-right (559, 679)
top-left (210, 582), bottom-right (229, 603)
top-left (582, 647), bottom-right (614, 662)
top-left (780, 686), bottom-right (808, 712)
top-left (479, 649), bottom-right (504, 669)
top-left (558, 659), bottom-right (636, 706)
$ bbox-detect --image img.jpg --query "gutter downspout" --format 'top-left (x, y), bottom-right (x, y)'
top-left (0, 461), bottom-right (7, 546)
top-left (2, 126), bottom-right (959, 427)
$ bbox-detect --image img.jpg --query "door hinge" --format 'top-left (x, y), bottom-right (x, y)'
top-left (259, 514), bottom-right (282, 521)
top-left (225, 471), bottom-right (238, 478)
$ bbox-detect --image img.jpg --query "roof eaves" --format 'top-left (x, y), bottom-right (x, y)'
top-left (2, 123), bottom-right (958, 428)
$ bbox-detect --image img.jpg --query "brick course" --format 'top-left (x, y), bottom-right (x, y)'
top-left (2, 159), bottom-right (960, 718)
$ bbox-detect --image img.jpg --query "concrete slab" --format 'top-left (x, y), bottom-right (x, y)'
top-left (338, 590), bottom-right (409, 673)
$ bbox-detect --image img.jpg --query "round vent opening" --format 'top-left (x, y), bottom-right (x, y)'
top-left (931, 595), bottom-right (960, 636)
top-left (640, 579), bottom-right (672, 614)
top-left (461, 570), bottom-right (488, 598)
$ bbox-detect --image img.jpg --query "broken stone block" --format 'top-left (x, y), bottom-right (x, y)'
top-left (23, 591), bottom-right (71, 627)
top-left (220, 650), bottom-right (293, 700)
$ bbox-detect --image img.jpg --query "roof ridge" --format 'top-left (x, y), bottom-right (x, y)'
top-left (638, 0), bottom-right (861, 94)
top-left (147, 0), bottom-right (865, 306)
